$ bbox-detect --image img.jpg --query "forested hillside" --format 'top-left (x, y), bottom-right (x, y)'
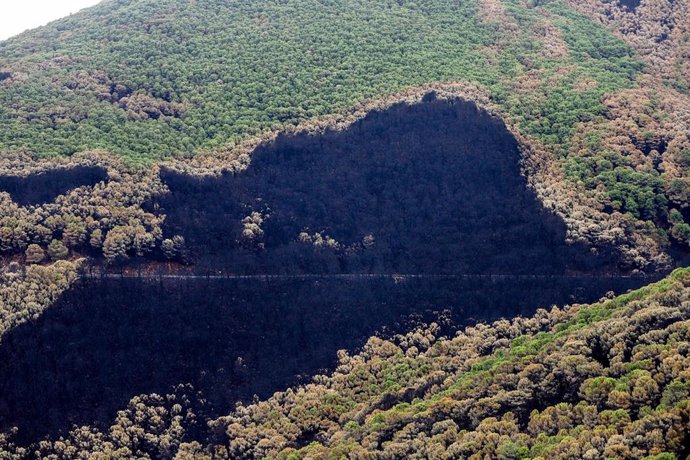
top-left (0, 0), bottom-right (688, 272)
top-left (0, 0), bottom-right (639, 160)
top-left (205, 269), bottom-right (690, 459)
top-left (1, 268), bottom-right (687, 458)
top-left (0, 1), bottom-right (689, 458)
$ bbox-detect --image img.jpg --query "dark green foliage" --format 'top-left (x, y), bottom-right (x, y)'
top-left (598, 168), bottom-right (668, 221)
top-left (498, 0), bottom-right (643, 152)
top-left (46, 239), bottom-right (68, 260)
top-left (566, 155), bottom-right (669, 222)
top-left (679, 148), bottom-right (690, 167)
top-left (0, 0), bottom-right (492, 160)
top-left (0, 0), bottom-right (640, 162)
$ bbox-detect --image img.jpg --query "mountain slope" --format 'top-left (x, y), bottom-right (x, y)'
top-left (3, 0), bottom-right (688, 269)
top-left (0, 0), bottom-right (640, 161)
top-left (211, 268), bottom-right (690, 459)
top-left (4, 268), bottom-right (687, 458)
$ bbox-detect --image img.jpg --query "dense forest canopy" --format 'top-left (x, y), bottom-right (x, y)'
top-left (0, 0), bottom-right (689, 458)
top-left (0, 0), bottom-right (687, 271)
top-left (0, 0), bottom-right (640, 161)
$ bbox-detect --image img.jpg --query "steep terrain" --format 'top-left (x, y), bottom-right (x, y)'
top-left (0, 0), bottom-right (689, 458)
top-left (0, 0), bottom-right (687, 272)
top-left (152, 98), bottom-right (620, 274)
top-left (0, 0), bottom-right (640, 160)
top-left (0, 269), bottom-right (686, 458)
top-left (0, 275), bottom-right (645, 445)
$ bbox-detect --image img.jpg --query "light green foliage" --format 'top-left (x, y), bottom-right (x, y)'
top-left (0, 0), bottom-right (640, 162)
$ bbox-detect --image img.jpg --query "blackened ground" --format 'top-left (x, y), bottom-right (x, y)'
top-left (0, 97), bottom-right (653, 447)
top-left (0, 275), bottom-right (651, 444)
top-left (153, 97), bottom-right (621, 275)
top-left (619, 0), bottom-right (641, 12)
top-left (0, 166), bottom-right (107, 206)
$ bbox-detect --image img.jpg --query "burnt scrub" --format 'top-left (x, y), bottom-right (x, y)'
top-left (0, 98), bottom-right (657, 449)
top-left (153, 97), bottom-right (621, 275)
top-left (0, 166), bottom-right (108, 206)
top-left (619, 0), bottom-right (642, 12)
top-left (0, 275), bottom-right (650, 444)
